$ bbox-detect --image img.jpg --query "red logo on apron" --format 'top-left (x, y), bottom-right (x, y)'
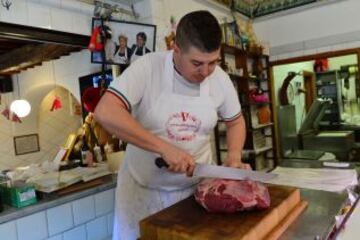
top-left (166, 112), bottom-right (201, 141)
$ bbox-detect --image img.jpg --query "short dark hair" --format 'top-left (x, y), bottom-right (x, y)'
top-left (176, 11), bottom-right (222, 53)
top-left (136, 32), bottom-right (147, 42)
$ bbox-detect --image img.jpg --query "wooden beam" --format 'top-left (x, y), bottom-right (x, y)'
top-left (0, 43), bottom-right (82, 74)
top-left (0, 22), bottom-right (90, 48)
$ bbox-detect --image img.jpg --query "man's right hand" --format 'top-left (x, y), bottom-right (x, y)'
top-left (160, 144), bottom-right (195, 177)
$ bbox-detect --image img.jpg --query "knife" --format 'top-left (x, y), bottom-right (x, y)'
top-left (155, 158), bottom-right (277, 182)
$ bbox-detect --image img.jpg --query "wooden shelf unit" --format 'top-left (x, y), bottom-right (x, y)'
top-left (215, 44), bottom-right (277, 170)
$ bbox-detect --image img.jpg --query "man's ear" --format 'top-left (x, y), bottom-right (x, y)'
top-left (173, 43), bottom-right (180, 54)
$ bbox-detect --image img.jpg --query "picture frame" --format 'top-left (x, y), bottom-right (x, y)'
top-left (14, 134), bottom-right (40, 155)
top-left (91, 18), bottom-right (156, 69)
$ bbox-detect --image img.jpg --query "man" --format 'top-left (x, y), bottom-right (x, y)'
top-left (94, 10), bottom-right (247, 240)
top-left (130, 31), bottom-right (151, 63)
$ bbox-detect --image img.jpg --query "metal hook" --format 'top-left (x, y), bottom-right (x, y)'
top-left (1, 0), bottom-right (12, 10)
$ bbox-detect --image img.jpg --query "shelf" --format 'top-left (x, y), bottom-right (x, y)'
top-left (228, 74), bottom-right (268, 83)
top-left (221, 44), bottom-right (268, 58)
top-left (217, 131), bottom-right (226, 137)
top-left (221, 43), bottom-right (243, 55)
top-left (245, 51), bottom-right (268, 58)
top-left (246, 101), bottom-right (271, 106)
top-left (229, 74), bottom-right (244, 80)
top-left (252, 122), bottom-right (274, 130)
top-left (257, 167), bottom-right (274, 173)
top-left (255, 146), bottom-right (273, 155)
top-left (248, 75), bottom-right (268, 81)
top-left (216, 43), bottom-right (274, 166)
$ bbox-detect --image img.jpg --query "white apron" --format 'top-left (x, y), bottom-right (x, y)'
top-left (113, 47), bottom-right (128, 64)
top-left (113, 51), bottom-right (218, 240)
top-left (130, 46), bottom-right (145, 63)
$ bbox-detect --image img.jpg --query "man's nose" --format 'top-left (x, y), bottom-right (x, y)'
top-left (200, 65), bottom-right (210, 77)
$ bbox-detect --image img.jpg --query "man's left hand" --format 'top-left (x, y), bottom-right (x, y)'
top-left (223, 152), bottom-right (252, 170)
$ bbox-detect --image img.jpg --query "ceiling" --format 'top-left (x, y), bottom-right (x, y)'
top-left (215, 0), bottom-right (324, 18)
top-left (0, 22), bottom-right (89, 75)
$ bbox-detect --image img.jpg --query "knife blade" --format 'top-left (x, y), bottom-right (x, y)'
top-left (155, 158), bottom-right (277, 182)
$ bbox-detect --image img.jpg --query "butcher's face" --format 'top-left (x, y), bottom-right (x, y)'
top-left (174, 44), bottom-right (220, 84)
top-left (136, 36), bottom-right (145, 47)
top-left (119, 37), bottom-right (127, 48)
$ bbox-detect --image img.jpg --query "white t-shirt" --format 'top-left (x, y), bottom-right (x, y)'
top-left (107, 51), bottom-right (241, 122)
top-left (173, 68), bottom-right (200, 97)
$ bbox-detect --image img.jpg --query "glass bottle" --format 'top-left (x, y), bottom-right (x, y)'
top-left (81, 137), bottom-right (89, 167)
top-left (93, 144), bottom-right (103, 163)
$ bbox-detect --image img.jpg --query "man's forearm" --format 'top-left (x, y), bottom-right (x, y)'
top-left (225, 115), bottom-right (246, 160)
top-left (94, 93), bottom-right (168, 155)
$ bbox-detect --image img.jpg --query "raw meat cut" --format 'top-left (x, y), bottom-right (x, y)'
top-left (194, 178), bottom-right (270, 213)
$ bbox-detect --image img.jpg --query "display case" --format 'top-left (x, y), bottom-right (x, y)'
top-left (214, 44), bottom-right (276, 170)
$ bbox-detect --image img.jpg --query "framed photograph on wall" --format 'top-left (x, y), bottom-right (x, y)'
top-left (91, 18), bottom-right (156, 70)
top-left (14, 134), bottom-right (40, 155)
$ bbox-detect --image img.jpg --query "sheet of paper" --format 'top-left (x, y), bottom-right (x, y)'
top-left (52, 147), bottom-right (67, 166)
top-left (265, 167), bottom-right (358, 192)
top-left (27, 163), bottom-right (111, 192)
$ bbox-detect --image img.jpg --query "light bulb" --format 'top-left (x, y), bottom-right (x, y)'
top-left (10, 99), bottom-right (31, 117)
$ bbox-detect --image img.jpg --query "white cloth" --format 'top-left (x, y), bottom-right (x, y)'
top-left (113, 47), bottom-right (129, 64)
top-left (265, 167), bottom-right (358, 192)
top-left (130, 46), bottom-right (145, 63)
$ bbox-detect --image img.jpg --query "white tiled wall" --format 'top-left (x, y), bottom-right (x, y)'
top-left (86, 216), bottom-right (108, 240)
top-left (0, 221), bottom-right (17, 240)
top-left (0, 0), bottom-right (92, 36)
top-left (16, 212), bottom-right (48, 240)
top-left (46, 203), bottom-right (74, 236)
top-left (0, 188), bottom-right (115, 240)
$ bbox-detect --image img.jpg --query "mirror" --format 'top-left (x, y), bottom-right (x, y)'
top-left (0, 23), bottom-right (99, 171)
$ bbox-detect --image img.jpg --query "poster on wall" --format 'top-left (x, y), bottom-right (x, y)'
top-left (91, 18), bottom-right (156, 71)
top-left (14, 134), bottom-right (40, 155)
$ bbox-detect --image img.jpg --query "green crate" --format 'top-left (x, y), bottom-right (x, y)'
top-left (0, 184), bottom-right (37, 208)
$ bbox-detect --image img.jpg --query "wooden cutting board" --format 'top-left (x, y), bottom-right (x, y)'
top-left (139, 185), bottom-right (308, 240)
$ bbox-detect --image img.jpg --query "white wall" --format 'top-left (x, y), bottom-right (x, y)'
top-left (135, 0), bottom-right (241, 50)
top-left (253, 0), bottom-right (360, 61)
top-left (273, 62), bottom-right (313, 131)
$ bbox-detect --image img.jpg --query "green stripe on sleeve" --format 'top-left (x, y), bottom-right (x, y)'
top-left (107, 87), bottom-right (132, 112)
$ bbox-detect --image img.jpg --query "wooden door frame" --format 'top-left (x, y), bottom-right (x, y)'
top-left (302, 71), bottom-right (316, 113)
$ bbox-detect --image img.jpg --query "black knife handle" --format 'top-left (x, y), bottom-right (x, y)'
top-left (155, 157), bottom-right (169, 168)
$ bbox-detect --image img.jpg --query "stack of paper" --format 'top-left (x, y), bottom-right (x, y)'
top-left (265, 167), bottom-right (358, 192)
top-left (27, 163), bottom-right (111, 193)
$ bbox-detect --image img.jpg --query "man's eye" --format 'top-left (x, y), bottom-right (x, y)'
top-left (193, 62), bottom-right (201, 67)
